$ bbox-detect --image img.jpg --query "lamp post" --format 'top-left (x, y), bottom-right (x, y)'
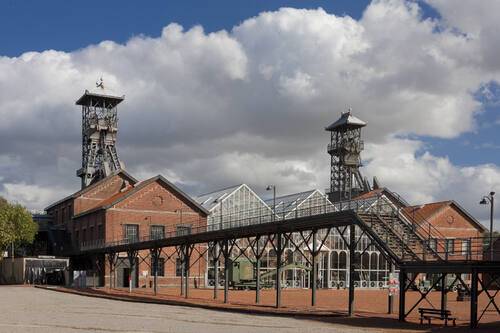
top-left (267, 185), bottom-right (276, 222)
top-left (480, 191), bottom-right (495, 260)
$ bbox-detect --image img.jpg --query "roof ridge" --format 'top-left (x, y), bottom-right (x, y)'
top-left (197, 184), bottom-right (243, 197)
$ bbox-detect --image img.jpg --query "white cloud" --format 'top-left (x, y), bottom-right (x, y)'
top-left (0, 0), bottom-right (499, 229)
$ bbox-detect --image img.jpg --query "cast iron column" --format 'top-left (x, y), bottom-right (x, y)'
top-left (388, 262), bottom-right (394, 314)
top-left (256, 236), bottom-right (261, 304)
top-left (399, 268), bottom-right (406, 322)
top-left (184, 246), bottom-right (190, 299)
top-left (276, 233), bottom-right (282, 308)
top-left (470, 269), bottom-right (478, 328)
top-left (312, 229), bottom-right (317, 306)
top-left (214, 242), bottom-right (219, 299)
top-left (224, 240), bottom-right (230, 303)
top-left (348, 224), bottom-right (355, 316)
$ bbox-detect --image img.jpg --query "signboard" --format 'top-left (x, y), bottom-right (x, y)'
top-left (388, 273), bottom-right (399, 296)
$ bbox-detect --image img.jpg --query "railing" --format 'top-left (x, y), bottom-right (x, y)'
top-left (75, 197), bottom-right (377, 252)
top-left (74, 195), bottom-right (499, 263)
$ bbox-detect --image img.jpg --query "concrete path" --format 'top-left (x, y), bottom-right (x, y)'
top-left (0, 286), bottom-right (389, 333)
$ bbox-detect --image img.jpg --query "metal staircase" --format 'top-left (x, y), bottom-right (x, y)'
top-left (355, 198), bottom-right (445, 264)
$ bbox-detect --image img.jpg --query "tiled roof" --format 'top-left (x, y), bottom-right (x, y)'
top-left (44, 169), bottom-right (138, 211)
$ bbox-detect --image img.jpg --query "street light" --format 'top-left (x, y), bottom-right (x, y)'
top-left (479, 191), bottom-right (495, 260)
top-left (267, 185), bottom-right (276, 222)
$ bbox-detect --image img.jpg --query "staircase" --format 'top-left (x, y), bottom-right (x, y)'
top-left (356, 210), bottom-right (443, 264)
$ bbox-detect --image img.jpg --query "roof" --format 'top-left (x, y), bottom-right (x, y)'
top-left (325, 111), bottom-right (366, 131)
top-left (73, 175), bottom-right (209, 219)
top-left (196, 184), bottom-right (243, 211)
top-left (353, 187), bottom-right (410, 207)
top-left (44, 169), bottom-right (138, 211)
top-left (265, 189), bottom-right (318, 215)
top-left (75, 90), bottom-right (124, 108)
top-left (403, 201), bottom-right (487, 232)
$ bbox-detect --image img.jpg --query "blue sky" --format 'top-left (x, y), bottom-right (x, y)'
top-left (0, 0), bottom-right (499, 227)
top-left (0, 0), bottom-right (370, 56)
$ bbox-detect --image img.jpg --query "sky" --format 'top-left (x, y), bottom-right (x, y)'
top-left (0, 0), bottom-right (499, 230)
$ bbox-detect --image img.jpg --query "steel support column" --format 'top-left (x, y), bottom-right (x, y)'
top-left (127, 250), bottom-right (137, 293)
top-left (388, 262), bottom-right (394, 314)
top-left (214, 242), bottom-right (219, 300)
top-left (312, 229), bottom-right (317, 306)
top-left (276, 233), bottom-right (282, 308)
top-left (150, 248), bottom-right (160, 295)
top-left (256, 237), bottom-right (261, 304)
top-left (180, 246), bottom-right (185, 296)
top-left (470, 269), bottom-right (478, 328)
top-left (440, 273), bottom-right (447, 314)
top-left (348, 224), bottom-right (355, 316)
top-left (399, 268), bottom-right (406, 322)
top-left (223, 240), bottom-right (229, 304)
top-left (184, 245), bottom-right (190, 299)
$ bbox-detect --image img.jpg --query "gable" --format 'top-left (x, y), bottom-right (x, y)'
top-left (74, 173), bottom-right (135, 214)
top-left (112, 180), bottom-right (192, 212)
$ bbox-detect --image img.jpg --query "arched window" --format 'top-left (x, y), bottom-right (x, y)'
top-left (370, 253), bottom-right (378, 270)
top-left (331, 251), bottom-right (338, 270)
top-left (339, 251), bottom-right (347, 269)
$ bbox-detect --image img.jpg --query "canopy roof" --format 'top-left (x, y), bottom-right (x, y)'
top-left (75, 90), bottom-right (124, 108)
top-left (325, 112), bottom-right (366, 131)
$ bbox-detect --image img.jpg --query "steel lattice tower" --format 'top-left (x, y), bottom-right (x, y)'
top-left (75, 85), bottom-right (125, 188)
top-left (325, 110), bottom-right (368, 202)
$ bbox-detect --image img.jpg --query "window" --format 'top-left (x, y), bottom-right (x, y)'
top-left (176, 258), bottom-right (183, 276)
top-left (75, 230), bottom-right (80, 245)
top-left (151, 258), bottom-right (165, 277)
top-left (90, 226), bottom-right (94, 241)
top-left (124, 224), bottom-right (139, 243)
top-left (445, 239), bottom-right (455, 255)
top-left (462, 239), bottom-right (471, 257)
top-left (428, 238), bottom-right (437, 251)
top-left (150, 225), bottom-right (165, 240)
top-left (82, 228), bottom-right (87, 242)
top-left (176, 225), bottom-right (191, 236)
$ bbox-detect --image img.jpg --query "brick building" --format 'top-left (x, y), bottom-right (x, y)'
top-left (45, 170), bottom-right (208, 288)
top-left (403, 201), bottom-right (486, 260)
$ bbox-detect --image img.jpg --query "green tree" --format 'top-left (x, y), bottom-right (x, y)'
top-left (0, 197), bottom-right (38, 252)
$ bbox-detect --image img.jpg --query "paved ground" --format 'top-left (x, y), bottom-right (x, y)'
top-left (1, 286), bottom-right (498, 333)
top-left (0, 286), bottom-right (406, 333)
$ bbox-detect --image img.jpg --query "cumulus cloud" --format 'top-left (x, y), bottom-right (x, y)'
top-left (0, 0), bottom-right (499, 228)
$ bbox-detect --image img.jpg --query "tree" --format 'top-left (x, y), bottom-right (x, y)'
top-left (0, 197), bottom-right (38, 252)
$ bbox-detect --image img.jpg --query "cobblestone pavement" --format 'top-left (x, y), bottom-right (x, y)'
top-left (0, 286), bottom-right (402, 333)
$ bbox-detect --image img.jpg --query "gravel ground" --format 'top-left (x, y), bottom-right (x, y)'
top-left (0, 286), bottom-right (394, 333)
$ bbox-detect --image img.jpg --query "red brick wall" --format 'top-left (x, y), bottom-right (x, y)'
top-left (74, 174), bottom-right (130, 215)
top-left (428, 205), bottom-right (484, 260)
top-left (105, 181), bottom-right (205, 242)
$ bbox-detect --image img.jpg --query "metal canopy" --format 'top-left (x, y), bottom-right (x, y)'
top-left (75, 90), bottom-right (124, 108)
top-left (325, 111), bottom-right (367, 131)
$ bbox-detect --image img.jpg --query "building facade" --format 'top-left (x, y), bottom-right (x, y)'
top-left (45, 171), bottom-right (209, 288)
